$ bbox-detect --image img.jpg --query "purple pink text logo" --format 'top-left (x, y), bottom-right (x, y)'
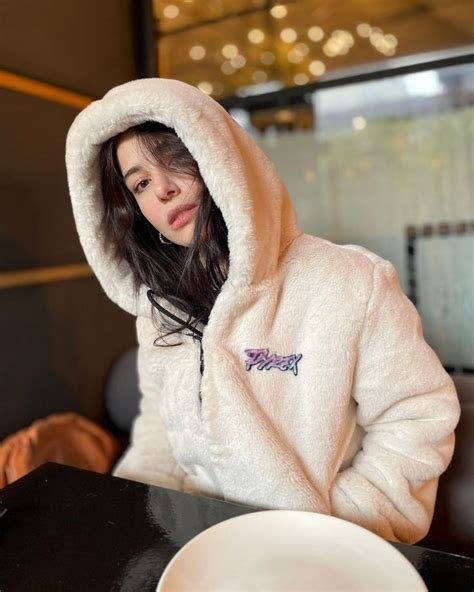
top-left (244, 348), bottom-right (303, 376)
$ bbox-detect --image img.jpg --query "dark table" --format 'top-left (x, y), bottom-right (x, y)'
top-left (0, 463), bottom-right (473, 592)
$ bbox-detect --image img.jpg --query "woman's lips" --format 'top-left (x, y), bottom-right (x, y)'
top-left (168, 204), bottom-right (198, 230)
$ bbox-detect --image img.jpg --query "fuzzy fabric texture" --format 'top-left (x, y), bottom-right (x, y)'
top-left (65, 78), bottom-right (460, 544)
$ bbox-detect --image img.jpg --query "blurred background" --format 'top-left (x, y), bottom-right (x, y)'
top-left (0, 0), bottom-right (473, 553)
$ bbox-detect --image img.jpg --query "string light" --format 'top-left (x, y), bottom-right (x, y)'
top-left (323, 30), bottom-right (354, 57)
top-left (369, 29), bottom-right (398, 55)
top-left (384, 33), bottom-right (398, 46)
top-left (356, 23), bottom-right (371, 38)
top-left (198, 81), bottom-right (213, 95)
top-left (248, 29), bottom-right (265, 44)
top-left (307, 26), bottom-right (324, 42)
top-left (370, 30), bottom-right (384, 46)
top-left (323, 44), bottom-right (337, 57)
top-left (221, 61), bottom-right (236, 75)
top-left (288, 49), bottom-right (304, 63)
top-left (180, 15), bottom-right (399, 97)
top-left (294, 42), bottom-right (309, 56)
top-left (222, 44), bottom-right (239, 59)
top-left (270, 4), bottom-right (287, 18)
top-left (309, 60), bottom-right (326, 76)
top-left (230, 55), bottom-right (246, 69)
top-left (294, 73), bottom-right (309, 85)
top-left (337, 30), bottom-right (354, 46)
top-left (252, 70), bottom-right (268, 83)
top-left (260, 51), bottom-right (276, 65)
top-left (163, 4), bottom-right (179, 18)
top-left (189, 45), bottom-right (206, 60)
top-left (280, 28), bottom-right (297, 43)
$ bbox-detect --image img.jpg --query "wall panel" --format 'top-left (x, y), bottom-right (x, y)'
top-left (0, 0), bottom-right (137, 97)
top-left (1, 0), bottom-right (139, 439)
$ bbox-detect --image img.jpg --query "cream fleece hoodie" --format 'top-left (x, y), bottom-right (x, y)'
top-left (66, 78), bottom-right (460, 543)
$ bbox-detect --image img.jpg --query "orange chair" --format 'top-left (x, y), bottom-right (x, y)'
top-left (0, 413), bottom-right (120, 488)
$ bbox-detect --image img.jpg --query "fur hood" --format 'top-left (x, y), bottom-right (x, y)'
top-left (65, 78), bottom-right (300, 317)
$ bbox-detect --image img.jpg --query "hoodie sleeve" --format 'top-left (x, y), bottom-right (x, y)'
top-left (330, 255), bottom-right (461, 543)
top-left (112, 317), bottom-right (187, 491)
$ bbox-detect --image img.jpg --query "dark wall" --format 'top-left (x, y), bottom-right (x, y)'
top-left (0, 0), bottom-right (140, 439)
top-left (0, 0), bottom-right (137, 97)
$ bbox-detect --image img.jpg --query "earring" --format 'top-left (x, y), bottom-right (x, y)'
top-left (159, 232), bottom-right (172, 245)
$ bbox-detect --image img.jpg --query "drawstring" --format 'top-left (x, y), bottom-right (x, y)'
top-left (146, 290), bottom-right (203, 340)
top-left (147, 290), bottom-right (205, 380)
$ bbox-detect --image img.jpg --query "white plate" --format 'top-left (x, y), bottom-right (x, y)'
top-left (157, 510), bottom-right (427, 591)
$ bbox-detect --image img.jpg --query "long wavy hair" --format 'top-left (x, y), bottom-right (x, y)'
top-left (98, 121), bottom-right (229, 341)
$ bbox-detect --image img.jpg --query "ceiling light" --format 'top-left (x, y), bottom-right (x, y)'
top-left (370, 31), bottom-right (384, 46)
top-left (260, 51), bottom-right (275, 65)
top-left (323, 44), bottom-right (337, 57)
top-left (189, 45), bottom-right (206, 60)
top-left (294, 42), bottom-right (309, 55)
top-left (198, 81), bottom-right (213, 95)
top-left (332, 29), bottom-right (353, 46)
top-left (352, 116), bottom-right (367, 130)
top-left (288, 49), bottom-right (303, 63)
top-left (294, 73), bottom-right (309, 85)
top-left (307, 26), bottom-right (324, 42)
top-left (221, 61), bottom-right (236, 75)
top-left (356, 23), bottom-right (371, 37)
top-left (230, 55), bottom-right (246, 68)
top-left (252, 70), bottom-right (268, 83)
top-left (340, 31), bottom-right (354, 47)
top-left (248, 29), bottom-right (265, 44)
top-left (280, 28), bottom-right (297, 43)
top-left (163, 4), bottom-right (179, 18)
top-left (222, 44), bottom-right (239, 59)
top-left (384, 34), bottom-right (398, 47)
top-left (270, 5), bottom-right (287, 19)
top-left (309, 60), bottom-right (325, 76)
top-left (327, 38), bottom-right (343, 52)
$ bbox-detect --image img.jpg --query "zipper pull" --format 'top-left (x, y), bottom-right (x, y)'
top-left (199, 340), bottom-right (204, 376)
top-left (198, 338), bottom-right (203, 406)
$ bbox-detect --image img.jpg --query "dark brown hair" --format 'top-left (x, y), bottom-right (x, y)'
top-left (98, 121), bottom-right (229, 340)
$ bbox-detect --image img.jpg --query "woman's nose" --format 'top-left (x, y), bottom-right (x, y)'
top-left (153, 173), bottom-right (180, 202)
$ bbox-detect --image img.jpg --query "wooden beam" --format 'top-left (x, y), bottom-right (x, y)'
top-left (0, 70), bottom-right (92, 109)
top-left (0, 263), bottom-right (94, 290)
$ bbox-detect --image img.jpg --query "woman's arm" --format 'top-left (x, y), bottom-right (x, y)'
top-left (330, 254), bottom-right (461, 543)
top-left (112, 316), bottom-right (187, 490)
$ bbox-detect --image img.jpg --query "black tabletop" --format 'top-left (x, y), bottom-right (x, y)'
top-left (0, 463), bottom-right (473, 592)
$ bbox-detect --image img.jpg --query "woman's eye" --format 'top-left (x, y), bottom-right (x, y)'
top-left (134, 180), bottom-right (149, 193)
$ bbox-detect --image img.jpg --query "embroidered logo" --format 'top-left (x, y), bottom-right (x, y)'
top-left (244, 348), bottom-right (303, 376)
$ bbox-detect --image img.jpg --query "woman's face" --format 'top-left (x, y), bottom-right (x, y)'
top-left (116, 130), bottom-right (204, 247)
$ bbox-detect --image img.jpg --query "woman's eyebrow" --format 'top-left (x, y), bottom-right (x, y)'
top-left (123, 165), bottom-right (144, 182)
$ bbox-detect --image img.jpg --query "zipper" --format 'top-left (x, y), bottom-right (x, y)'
top-left (147, 290), bottom-right (204, 405)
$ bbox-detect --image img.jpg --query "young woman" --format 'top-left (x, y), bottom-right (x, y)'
top-left (66, 78), bottom-right (460, 544)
